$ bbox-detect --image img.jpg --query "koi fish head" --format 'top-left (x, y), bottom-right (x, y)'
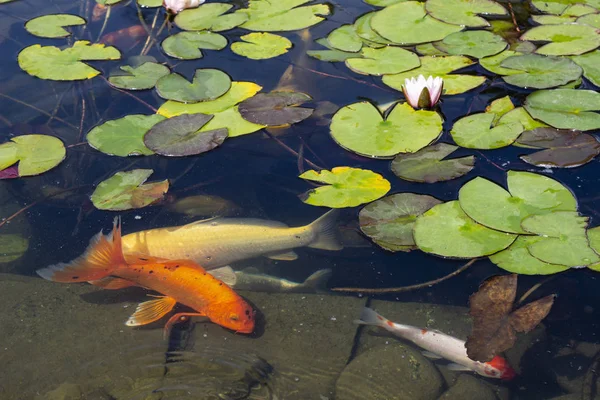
top-left (208, 300), bottom-right (255, 334)
top-left (483, 356), bottom-right (516, 380)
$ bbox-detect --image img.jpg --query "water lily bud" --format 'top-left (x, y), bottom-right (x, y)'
top-left (163, 0), bottom-right (204, 14)
top-left (401, 75), bottom-right (444, 109)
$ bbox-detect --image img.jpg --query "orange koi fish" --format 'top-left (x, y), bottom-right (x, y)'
top-left (99, 25), bottom-right (147, 47)
top-left (36, 218), bottom-right (255, 335)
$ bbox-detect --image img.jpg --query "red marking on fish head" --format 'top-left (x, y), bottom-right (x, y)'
top-left (386, 320), bottom-right (394, 327)
top-left (421, 329), bottom-right (428, 335)
top-left (377, 315), bottom-right (384, 321)
top-left (485, 356), bottom-right (516, 380)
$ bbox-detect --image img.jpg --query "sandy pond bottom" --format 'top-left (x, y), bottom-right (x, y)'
top-left (0, 273), bottom-right (588, 400)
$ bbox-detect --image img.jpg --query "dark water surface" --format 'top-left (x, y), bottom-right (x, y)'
top-left (1, 0), bottom-right (600, 399)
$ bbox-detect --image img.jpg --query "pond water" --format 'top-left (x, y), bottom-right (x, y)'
top-left (2, 0), bottom-right (600, 399)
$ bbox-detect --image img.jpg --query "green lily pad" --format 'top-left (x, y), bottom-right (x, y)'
top-left (359, 193), bottom-right (442, 252)
top-left (382, 56), bottom-right (486, 95)
top-left (515, 127), bottom-right (600, 168)
top-left (531, 0), bottom-right (600, 14)
top-left (0, 234), bottom-right (29, 263)
top-left (500, 54), bottom-right (582, 89)
top-left (354, 12), bottom-right (393, 47)
top-left (330, 102), bottom-right (443, 158)
top-left (486, 95), bottom-right (514, 124)
top-left (175, 3), bottom-right (248, 32)
top-left (370, 2), bottom-right (462, 45)
top-left (138, 0), bottom-right (162, 7)
top-left (96, 0), bottom-right (123, 4)
top-left (522, 211), bottom-right (600, 267)
top-left (346, 46), bottom-right (420, 76)
top-left (458, 171), bottom-right (577, 234)
top-left (524, 89), bottom-right (600, 131)
top-left (326, 25), bottom-right (362, 52)
top-left (307, 38), bottom-right (357, 62)
top-left (571, 50), bottom-right (600, 87)
top-left (413, 201), bottom-right (517, 258)
top-left (391, 143), bottom-right (475, 183)
top-left (87, 114), bottom-right (165, 156)
top-left (143, 114), bottom-right (228, 157)
top-left (237, 0), bottom-right (331, 32)
top-left (498, 107), bottom-right (548, 132)
top-left (155, 69), bottom-right (231, 103)
top-left (91, 169), bottom-right (169, 211)
top-left (489, 236), bottom-right (570, 275)
top-left (299, 167), bottom-right (391, 208)
top-left (25, 14), bottom-right (86, 38)
top-left (531, 15), bottom-right (576, 25)
top-left (425, 0), bottom-right (507, 27)
top-left (434, 31), bottom-right (507, 59)
top-left (364, 0), bottom-right (405, 5)
top-left (415, 43), bottom-right (448, 56)
top-left (577, 13), bottom-right (600, 29)
top-left (238, 91), bottom-right (313, 126)
top-left (521, 24), bottom-right (600, 56)
top-left (0, 135), bottom-right (66, 177)
top-left (480, 50), bottom-right (523, 76)
top-left (231, 32), bottom-right (292, 60)
top-left (108, 62), bottom-right (170, 90)
top-left (161, 31), bottom-right (227, 60)
top-left (18, 40), bottom-right (120, 81)
top-left (451, 112), bottom-right (523, 149)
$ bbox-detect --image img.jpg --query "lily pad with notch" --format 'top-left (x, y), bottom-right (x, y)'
top-left (571, 50), bottom-right (600, 87)
top-left (450, 112), bottom-right (523, 150)
top-left (434, 31), bottom-right (507, 59)
top-left (307, 38), bottom-right (357, 62)
top-left (353, 12), bottom-right (393, 47)
top-left (87, 114), bottom-right (165, 156)
top-left (489, 236), bottom-right (570, 275)
top-left (236, 0), bottom-right (331, 32)
top-left (391, 143), bottom-right (475, 183)
top-left (346, 46), bottom-right (420, 76)
top-left (521, 23), bottom-right (600, 56)
top-left (326, 24), bottom-right (362, 53)
top-left (425, 0), bottom-right (507, 27)
top-left (108, 62), bottom-right (170, 90)
top-left (175, 3), bottom-right (248, 32)
top-left (500, 54), bottom-right (582, 89)
top-left (299, 167), bottom-right (391, 208)
top-left (480, 50), bottom-right (523, 76)
top-left (161, 31), bottom-right (227, 60)
top-left (143, 114), bottom-right (228, 157)
top-left (91, 169), bottom-right (169, 211)
top-left (524, 89), bottom-right (600, 131)
top-left (25, 14), bottom-right (86, 38)
top-left (486, 95), bottom-right (514, 124)
top-left (231, 32), bottom-right (292, 60)
top-left (238, 91), bottom-right (313, 126)
top-left (155, 69), bottom-right (231, 103)
top-left (0, 134), bottom-right (66, 178)
top-left (531, 0), bottom-right (600, 14)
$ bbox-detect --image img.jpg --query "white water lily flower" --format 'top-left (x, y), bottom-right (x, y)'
top-left (401, 75), bottom-right (443, 109)
top-left (163, 0), bottom-right (204, 14)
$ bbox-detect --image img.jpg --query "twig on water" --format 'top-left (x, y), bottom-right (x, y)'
top-left (0, 93), bottom-right (78, 130)
top-left (99, 76), bottom-right (158, 112)
top-left (507, 3), bottom-right (521, 33)
top-left (263, 130), bottom-right (323, 170)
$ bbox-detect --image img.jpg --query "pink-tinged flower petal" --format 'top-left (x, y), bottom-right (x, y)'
top-left (0, 165), bottom-right (19, 179)
top-left (163, 0), bottom-right (204, 14)
top-left (402, 77), bottom-right (421, 108)
top-left (428, 76), bottom-right (444, 106)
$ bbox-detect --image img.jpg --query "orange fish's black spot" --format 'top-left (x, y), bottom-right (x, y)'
top-left (219, 283), bottom-right (222, 286)
top-left (149, 271), bottom-right (154, 274)
top-left (72, 276), bottom-right (79, 279)
top-left (139, 257), bottom-right (148, 261)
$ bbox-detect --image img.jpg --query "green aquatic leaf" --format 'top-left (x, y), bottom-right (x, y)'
top-left (571, 50), bottom-right (600, 87)
top-left (480, 50), bottom-right (523, 76)
top-left (91, 169), bottom-right (169, 211)
top-left (326, 25), bottom-right (362, 52)
top-left (486, 96), bottom-right (514, 124)
top-left (531, 0), bottom-right (600, 14)
top-left (161, 31), bottom-right (227, 60)
top-left (354, 12), bottom-right (393, 47)
top-left (382, 55), bottom-right (485, 95)
top-left (499, 54), bottom-right (582, 89)
top-left (524, 89), bottom-right (600, 131)
top-left (237, 0), bottom-right (331, 32)
top-left (143, 114), bottom-right (228, 156)
top-left (458, 171), bottom-right (577, 234)
top-left (87, 114), bottom-right (165, 156)
top-left (425, 0), bottom-right (507, 27)
top-left (0, 234), bottom-right (29, 263)
top-left (576, 13), bottom-right (600, 29)
top-left (231, 32), bottom-right (292, 60)
top-left (330, 102), bottom-right (443, 158)
top-left (175, 3), bottom-right (248, 31)
top-left (0, 135), bottom-right (65, 177)
top-left (413, 201), bottom-right (517, 258)
top-left (299, 167), bottom-right (391, 208)
top-left (25, 14), bottom-right (85, 38)
top-left (498, 107), bottom-right (548, 132)
top-left (155, 69), bottom-right (231, 103)
top-left (521, 24), bottom-right (600, 56)
top-left (370, 1), bottom-right (462, 45)
top-left (238, 91), bottom-right (313, 126)
top-left (307, 38), bottom-right (357, 62)
top-left (435, 31), bottom-right (507, 59)
top-left (96, 0), bottom-right (123, 4)
top-left (364, 0), bottom-right (405, 5)
top-left (415, 43), bottom-right (448, 56)
top-left (489, 236), bottom-right (570, 275)
top-left (18, 40), bottom-right (120, 81)
top-left (138, 0), bottom-right (162, 7)
top-left (522, 211), bottom-right (600, 267)
top-left (451, 113), bottom-right (523, 149)
top-left (346, 46), bottom-right (420, 76)
top-left (391, 143), bottom-right (475, 183)
top-left (108, 62), bottom-right (170, 90)
top-left (587, 227), bottom-right (600, 271)
top-left (359, 193), bottom-right (442, 252)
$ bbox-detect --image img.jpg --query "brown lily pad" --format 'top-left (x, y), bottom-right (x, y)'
top-left (515, 127), bottom-right (600, 168)
top-left (238, 91), bottom-right (314, 126)
top-left (466, 274), bottom-right (555, 362)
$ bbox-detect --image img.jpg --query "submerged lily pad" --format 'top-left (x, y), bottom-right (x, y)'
top-left (425, 0), bottom-right (507, 27)
top-left (382, 56), bottom-right (486, 95)
top-left (370, 2), bottom-right (462, 45)
top-left (346, 46), bottom-right (420, 76)
top-left (0, 234), bottom-right (29, 263)
top-left (500, 54), bottom-right (582, 89)
top-left (521, 24), bottom-right (600, 56)
top-left (413, 201), bottom-right (517, 258)
top-left (515, 127), bottom-right (600, 168)
top-left (435, 31), bottom-right (507, 59)
top-left (330, 102), bottom-right (443, 158)
top-left (359, 193), bottom-right (442, 252)
top-left (25, 14), bottom-right (86, 38)
top-left (238, 91), bottom-right (313, 126)
top-left (161, 31), bottom-right (227, 60)
top-left (231, 32), bottom-right (292, 60)
top-left (327, 25), bottom-right (362, 52)
top-left (237, 0), bottom-right (331, 32)
top-left (0, 135), bottom-right (66, 177)
top-left (489, 236), bottom-right (570, 275)
top-left (144, 114), bottom-right (228, 156)
top-left (458, 171), bottom-right (577, 234)
top-left (18, 40), bottom-right (120, 81)
top-left (450, 113), bottom-right (523, 149)
top-left (524, 89), bottom-right (600, 131)
top-left (175, 3), bottom-right (248, 32)
top-left (299, 167), bottom-right (391, 208)
top-left (87, 114), bottom-right (165, 156)
top-left (108, 62), bottom-right (170, 90)
top-left (155, 69), bottom-right (231, 103)
top-left (91, 169), bottom-right (169, 211)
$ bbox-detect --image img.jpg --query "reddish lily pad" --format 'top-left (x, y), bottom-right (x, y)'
top-left (91, 169), bottom-right (169, 211)
top-left (238, 91), bottom-right (313, 126)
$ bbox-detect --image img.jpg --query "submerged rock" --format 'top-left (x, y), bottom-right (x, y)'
top-left (438, 374), bottom-right (497, 400)
top-left (335, 343), bottom-right (444, 400)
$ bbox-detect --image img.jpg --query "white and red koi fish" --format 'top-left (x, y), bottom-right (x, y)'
top-left (354, 307), bottom-right (516, 380)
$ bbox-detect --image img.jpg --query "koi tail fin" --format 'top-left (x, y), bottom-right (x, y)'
top-left (37, 217), bottom-right (126, 283)
top-left (307, 209), bottom-right (343, 251)
top-left (353, 307), bottom-right (388, 328)
top-left (302, 269), bottom-right (332, 292)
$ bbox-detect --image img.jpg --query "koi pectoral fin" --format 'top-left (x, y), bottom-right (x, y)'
top-left (125, 296), bottom-right (177, 327)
